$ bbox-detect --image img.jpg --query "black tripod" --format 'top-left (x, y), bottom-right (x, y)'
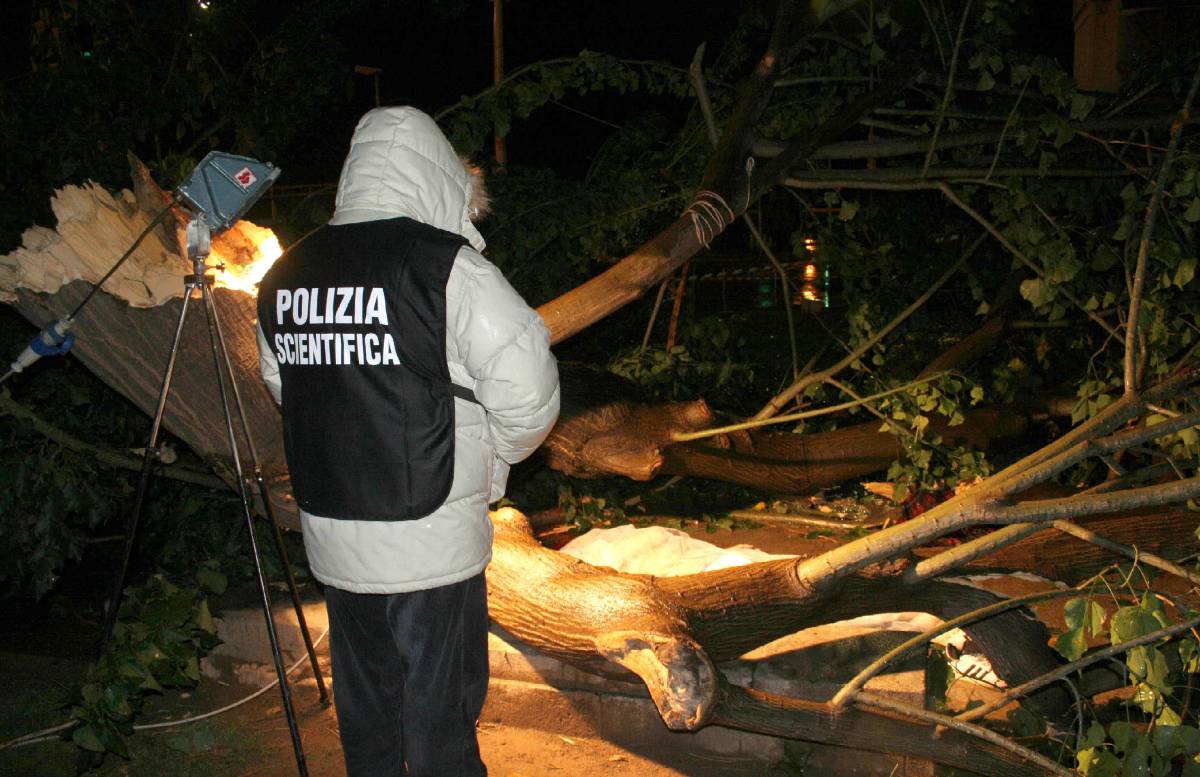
top-left (99, 229), bottom-right (328, 777)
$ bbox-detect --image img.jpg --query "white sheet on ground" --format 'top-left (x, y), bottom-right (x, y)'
top-left (560, 524), bottom-right (1003, 687)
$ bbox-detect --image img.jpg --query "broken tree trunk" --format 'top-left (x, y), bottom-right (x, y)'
top-left (0, 174), bottom-right (1109, 773)
top-left (487, 506), bottom-right (1069, 776)
top-left (545, 363), bottom-right (1035, 489)
top-left (4, 165), bottom-right (1041, 500)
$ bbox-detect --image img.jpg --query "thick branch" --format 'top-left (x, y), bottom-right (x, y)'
top-left (711, 683), bottom-right (1069, 777)
top-left (0, 389), bottom-right (227, 489)
top-left (1050, 519), bottom-right (1200, 586)
top-left (957, 612), bottom-right (1200, 724)
top-left (988, 476), bottom-right (1200, 524)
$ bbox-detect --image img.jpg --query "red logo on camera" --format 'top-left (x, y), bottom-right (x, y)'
top-left (234, 167), bottom-right (257, 188)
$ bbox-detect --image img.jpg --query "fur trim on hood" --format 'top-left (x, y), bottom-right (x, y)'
top-left (329, 107), bottom-right (487, 251)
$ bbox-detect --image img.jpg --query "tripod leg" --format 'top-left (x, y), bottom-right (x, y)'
top-left (258, 476), bottom-right (330, 705)
top-left (100, 290), bottom-right (194, 654)
top-left (204, 290), bottom-right (328, 705)
top-left (200, 285), bottom-right (309, 777)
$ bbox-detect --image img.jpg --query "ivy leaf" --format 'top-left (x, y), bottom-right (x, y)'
top-left (838, 200), bottom-right (860, 221)
top-left (195, 599), bottom-right (216, 635)
top-left (1185, 198), bottom-right (1200, 223)
top-left (1077, 747), bottom-right (1121, 777)
top-left (1070, 93), bottom-right (1096, 120)
top-left (977, 70), bottom-right (995, 91)
top-left (196, 566), bottom-right (227, 595)
top-left (73, 724), bottom-right (106, 752)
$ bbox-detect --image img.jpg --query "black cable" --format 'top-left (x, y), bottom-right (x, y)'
top-left (68, 195), bottom-right (180, 320)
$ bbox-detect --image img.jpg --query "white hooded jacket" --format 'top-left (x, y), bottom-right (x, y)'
top-left (257, 107), bottom-right (560, 593)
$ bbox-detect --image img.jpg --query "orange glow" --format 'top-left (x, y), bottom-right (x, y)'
top-left (802, 263), bottom-right (818, 281)
top-left (803, 237), bottom-right (817, 252)
top-left (209, 222), bottom-right (283, 295)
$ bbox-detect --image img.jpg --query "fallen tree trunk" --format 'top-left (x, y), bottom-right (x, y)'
top-left (13, 164), bottom-right (1200, 777)
top-left (487, 506), bottom-right (1069, 775)
top-left (4, 170), bottom-right (1037, 499)
top-left (546, 363), bottom-right (1036, 489)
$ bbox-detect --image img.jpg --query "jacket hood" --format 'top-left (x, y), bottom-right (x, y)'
top-left (329, 106), bottom-right (485, 251)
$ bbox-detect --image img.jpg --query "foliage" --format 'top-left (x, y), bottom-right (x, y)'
top-left (70, 568), bottom-right (226, 758)
top-left (608, 315), bottom-right (756, 403)
top-left (1, 0), bottom-right (356, 249)
top-left (437, 51), bottom-right (694, 160)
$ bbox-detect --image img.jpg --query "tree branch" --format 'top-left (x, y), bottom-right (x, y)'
top-left (854, 692), bottom-right (1074, 777)
top-left (1050, 519), bottom-right (1200, 586)
top-left (831, 587), bottom-right (1090, 709)
top-left (957, 612), bottom-right (1200, 724)
top-left (921, 0), bottom-right (973, 177)
top-left (938, 183), bottom-right (1121, 339)
top-left (0, 390), bottom-right (227, 489)
top-left (1124, 61), bottom-right (1200, 394)
top-left (752, 232), bottom-right (983, 421)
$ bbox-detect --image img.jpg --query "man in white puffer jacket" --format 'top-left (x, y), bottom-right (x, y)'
top-left (256, 106), bottom-right (559, 776)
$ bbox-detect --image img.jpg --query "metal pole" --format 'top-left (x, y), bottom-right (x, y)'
top-left (206, 289), bottom-right (329, 705)
top-left (99, 289), bottom-right (194, 653)
top-left (493, 0), bottom-right (507, 168)
top-left (201, 283), bottom-right (309, 777)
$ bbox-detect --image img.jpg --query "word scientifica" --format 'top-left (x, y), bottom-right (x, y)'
top-left (272, 287), bottom-right (402, 367)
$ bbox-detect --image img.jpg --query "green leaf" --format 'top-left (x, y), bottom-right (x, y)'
top-left (1092, 245), bottom-right (1119, 272)
top-left (1185, 198), bottom-right (1200, 223)
top-left (1110, 604), bottom-right (1162, 644)
top-left (99, 727), bottom-right (129, 759)
top-left (1054, 625), bottom-right (1088, 661)
top-left (977, 70), bottom-right (995, 91)
top-left (1110, 720), bottom-right (1139, 753)
top-left (838, 200), bottom-right (860, 221)
top-left (1020, 278), bottom-right (1055, 307)
top-left (1175, 256), bottom-right (1197, 289)
top-left (195, 599), bottom-right (216, 635)
top-left (196, 567), bottom-right (227, 595)
top-left (72, 724), bottom-right (106, 752)
top-left (1070, 93), bottom-right (1096, 120)
top-left (1077, 747), bottom-right (1121, 777)
top-left (1064, 597), bottom-right (1087, 629)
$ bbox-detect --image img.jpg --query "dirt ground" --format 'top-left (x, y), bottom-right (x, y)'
top-left (5, 504), bottom-right (1195, 777)
top-left (0, 639), bottom-right (786, 777)
top-left (1, 511), bottom-right (834, 777)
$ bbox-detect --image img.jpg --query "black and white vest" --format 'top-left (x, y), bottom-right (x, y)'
top-left (257, 217), bottom-right (469, 521)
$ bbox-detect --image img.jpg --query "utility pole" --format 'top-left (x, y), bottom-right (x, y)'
top-left (493, 0), bottom-right (507, 168)
top-left (353, 64), bottom-right (383, 107)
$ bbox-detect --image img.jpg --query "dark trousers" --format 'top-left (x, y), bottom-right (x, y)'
top-left (325, 573), bottom-right (489, 777)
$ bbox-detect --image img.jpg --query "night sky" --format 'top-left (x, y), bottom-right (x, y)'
top-left (298, 0), bottom-right (749, 181)
top-left (0, 0), bottom-right (746, 186)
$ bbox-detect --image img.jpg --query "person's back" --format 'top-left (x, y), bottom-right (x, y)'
top-left (256, 106), bottom-right (560, 776)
